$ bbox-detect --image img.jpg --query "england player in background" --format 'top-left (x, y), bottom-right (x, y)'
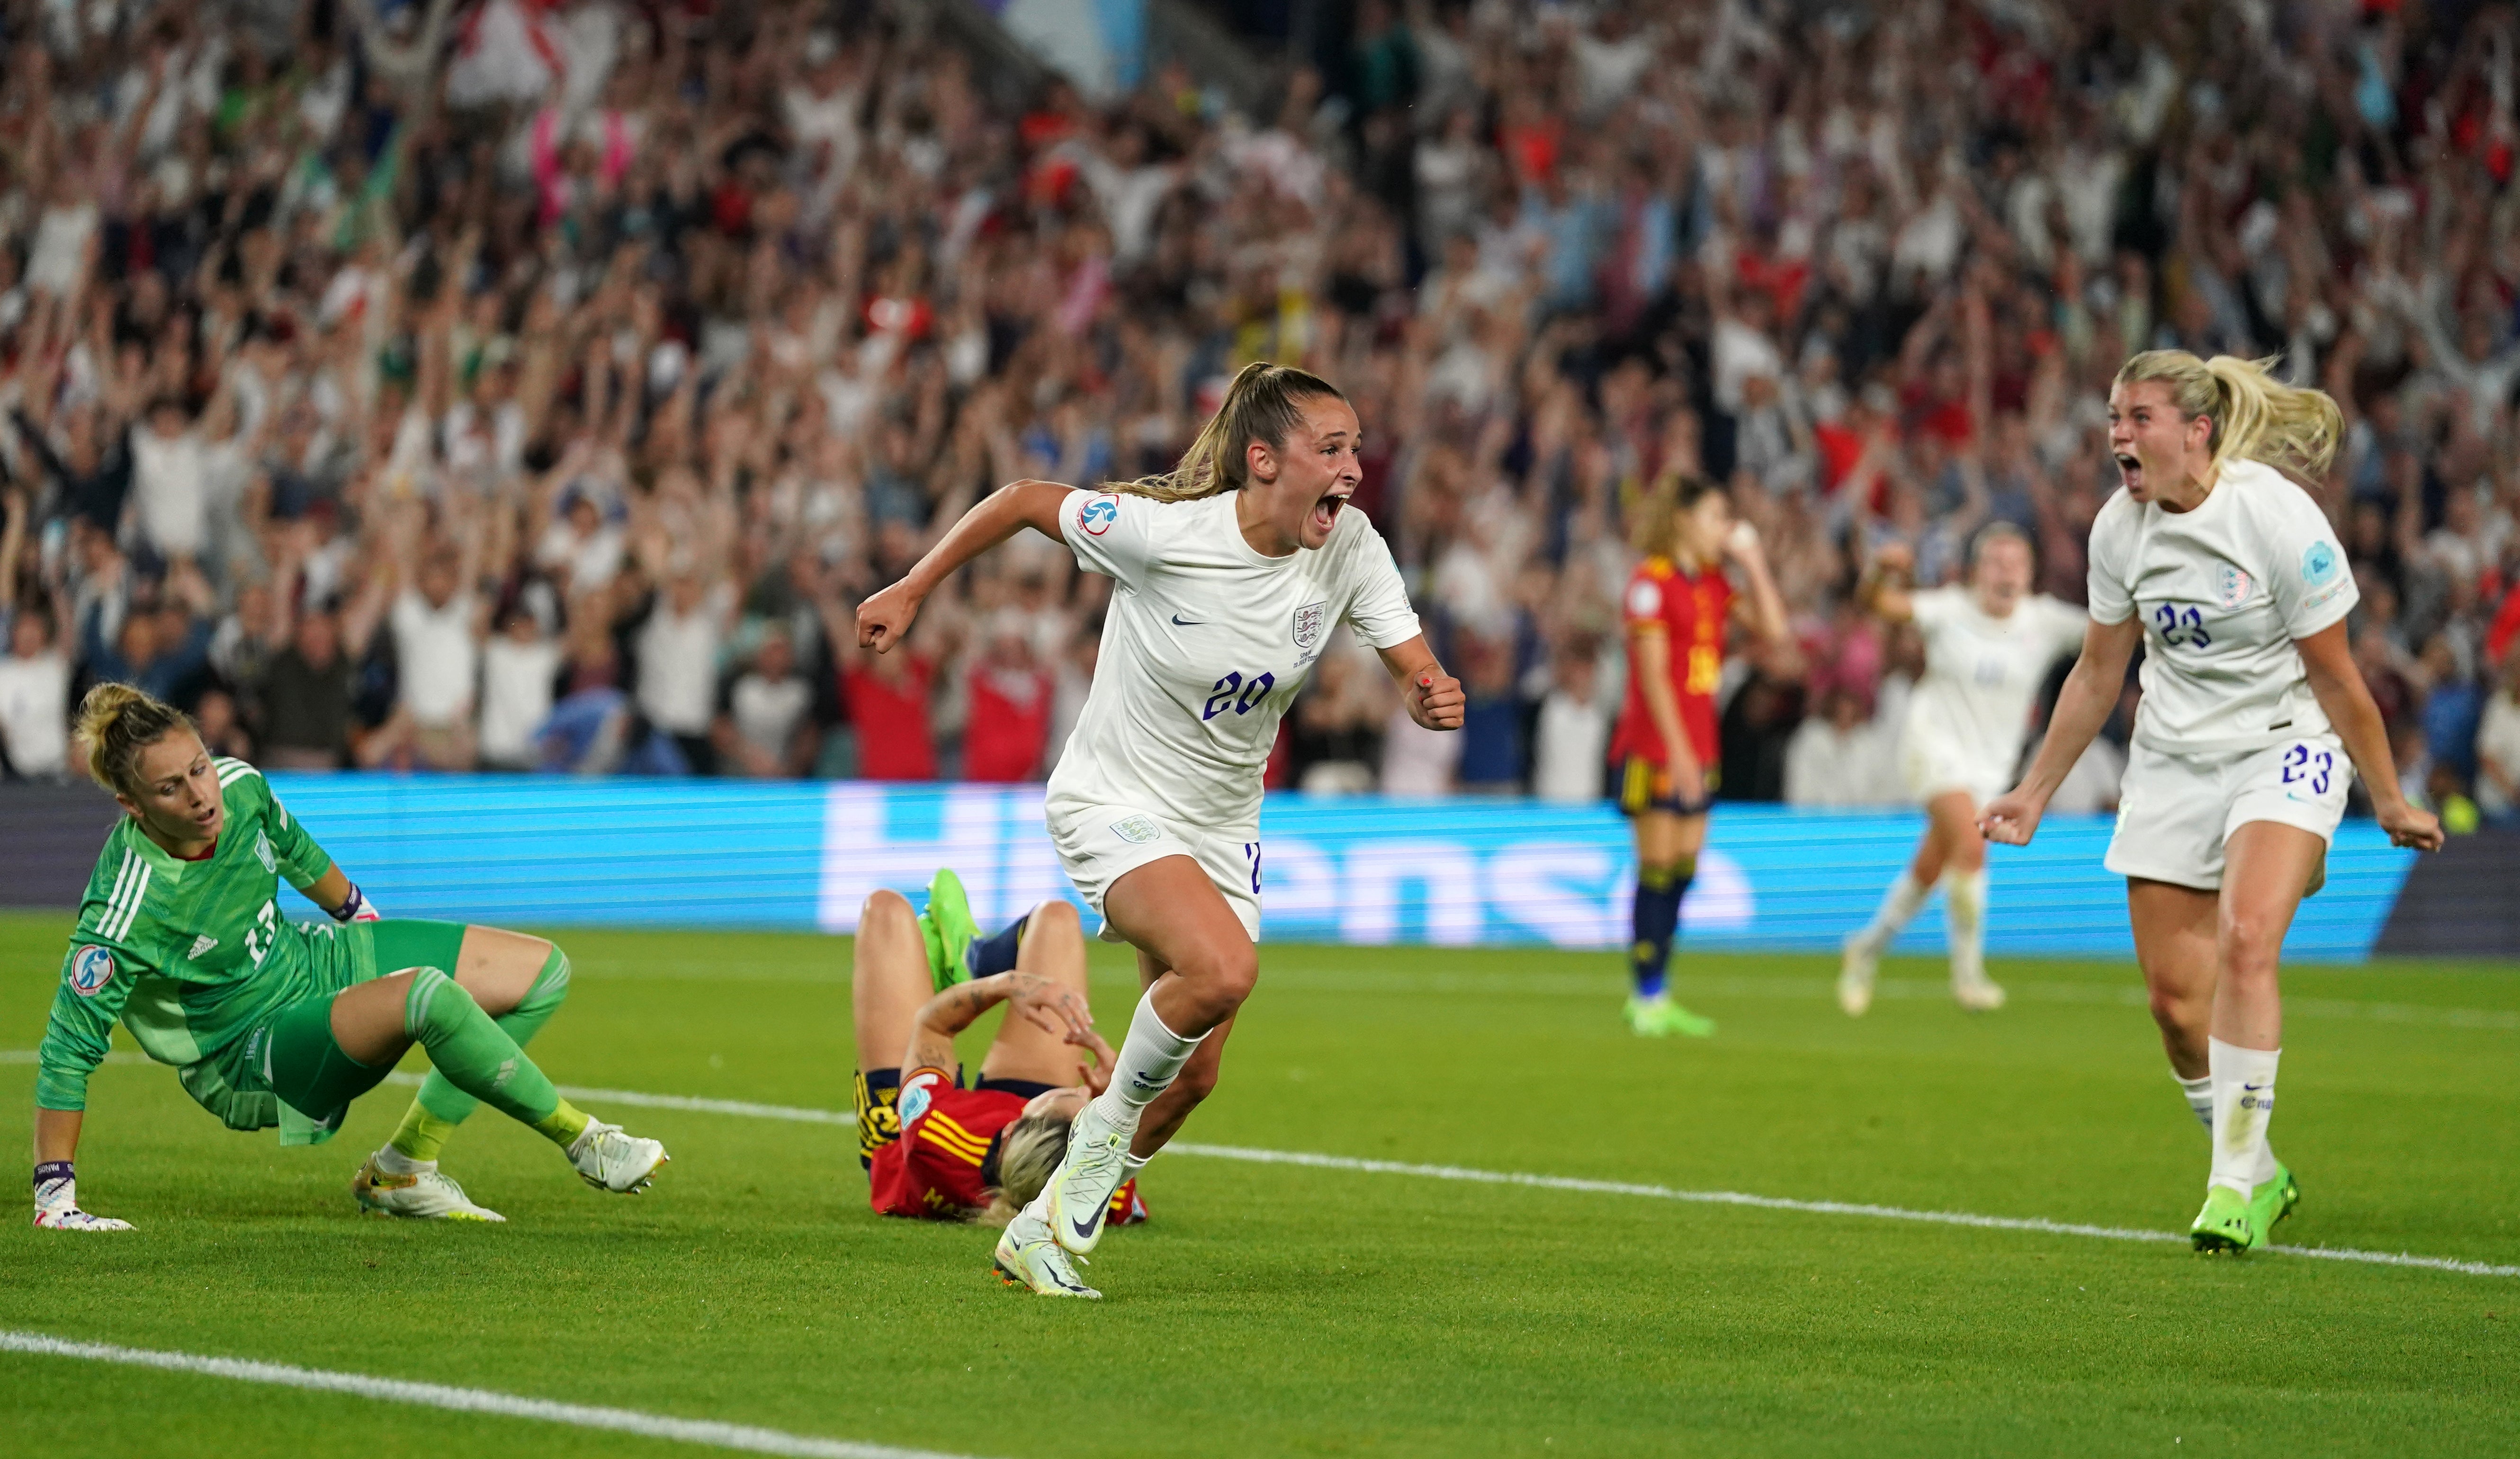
top-left (31, 685), bottom-right (667, 1231)
top-left (1982, 352), bottom-right (2442, 1254)
top-left (1837, 526), bottom-right (2086, 1016)
top-left (857, 363), bottom-right (1462, 1298)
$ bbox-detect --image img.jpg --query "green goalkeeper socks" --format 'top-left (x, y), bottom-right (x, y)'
top-left (387, 946), bottom-right (571, 1162)
top-left (397, 966), bottom-right (564, 1134)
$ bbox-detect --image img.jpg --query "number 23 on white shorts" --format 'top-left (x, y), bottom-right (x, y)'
top-left (2104, 735), bottom-right (2354, 892)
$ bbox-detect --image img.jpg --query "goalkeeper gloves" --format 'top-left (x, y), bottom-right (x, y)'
top-left (33, 1161), bottom-right (132, 1231)
top-left (332, 881), bottom-right (384, 923)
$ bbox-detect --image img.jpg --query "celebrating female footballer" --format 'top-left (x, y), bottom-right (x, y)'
top-left (848, 883), bottom-right (1145, 1230)
top-left (30, 684), bottom-right (666, 1231)
top-left (1982, 352), bottom-right (2442, 1254)
top-left (857, 362), bottom-right (1462, 1298)
top-left (1835, 526), bottom-right (2085, 1016)
top-left (1606, 474), bottom-right (1790, 1037)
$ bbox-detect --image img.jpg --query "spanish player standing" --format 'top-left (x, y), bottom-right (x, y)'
top-left (1607, 475), bottom-right (1791, 1037)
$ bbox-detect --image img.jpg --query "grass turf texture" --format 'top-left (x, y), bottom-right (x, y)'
top-left (2, 910), bottom-right (2515, 1458)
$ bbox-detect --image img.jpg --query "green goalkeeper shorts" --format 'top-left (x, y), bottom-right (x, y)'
top-left (179, 920), bottom-right (474, 1144)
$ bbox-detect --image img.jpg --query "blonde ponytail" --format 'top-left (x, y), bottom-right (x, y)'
top-left (1107, 361), bottom-right (1346, 502)
top-left (2114, 350), bottom-right (2342, 482)
top-left (72, 682), bottom-right (195, 801)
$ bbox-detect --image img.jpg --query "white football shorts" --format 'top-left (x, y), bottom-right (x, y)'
top-left (1898, 727), bottom-right (2013, 805)
top-left (2103, 734), bottom-right (2353, 892)
top-left (1044, 795), bottom-right (1263, 942)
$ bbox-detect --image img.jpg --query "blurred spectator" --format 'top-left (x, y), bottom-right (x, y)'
top-left (0, 599), bottom-right (70, 779)
top-left (714, 628), bottom-right (819, 779)
top-left (843, 642), bottom-right (938, 782)
top-left (192, 688), bottom-right (254, 762)
top-left (1783, 687), bottom-right (1897, 808)
top-left (376, 544), bottom-right (484, 771)
top-left (2477, 649), bottom-right (2520, 827)
top-left (961, 612), bottom-right (1053, 783)
top-left (259, 609), bottom-right (359, 771)
top-left (1529, 640), bottom-right (1611, 805)
top-left (479, 606), bottom-right (566, 772)
top-left (1453, 633), bottom-right (1526, 793)
top-left (637, 571), bottom-right (735, 777)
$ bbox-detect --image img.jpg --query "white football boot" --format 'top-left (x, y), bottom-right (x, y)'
top-left (352, 1157), bottom-right (507, 1222)
top-left (1837, 932), bottom-right (1880, 1017)
top-left (993, 1211), bottom-right (1101, 1299)
top-left (1045, 1102), bottom-right (1133, 1256)
top-left (567, 1119), bottom-right (669, 1192)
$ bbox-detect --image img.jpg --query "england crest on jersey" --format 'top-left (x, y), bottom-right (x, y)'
top-left (254, 829), bottom-right (276, 872)
top-left (1293, 601), bottom-right (1327, 651)
top-left (2213, 562), bottom-right (2254, 609)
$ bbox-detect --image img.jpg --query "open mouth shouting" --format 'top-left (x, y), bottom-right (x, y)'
top-left (2114, 451), bottom-right (2143, 491)
top-left (1309, 486), bottom-right (1352, 537)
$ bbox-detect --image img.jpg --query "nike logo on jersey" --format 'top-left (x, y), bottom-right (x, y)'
top-left (188, 934), bottom-right (218, 958)
top-left (1171, 614), bottom-right (1205, 626)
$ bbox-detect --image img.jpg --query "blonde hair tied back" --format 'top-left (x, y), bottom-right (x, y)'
top-left (980, 1112), bottom-right (1073, 1227)
top-left (72, 682), bottom-right (197, 802)
top-left (1106, 361), bottom-right (1346, 502)
top-left (2114, 350), bottom-right (2342, 483)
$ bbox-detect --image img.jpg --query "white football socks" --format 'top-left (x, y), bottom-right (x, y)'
top-left (2174, 1072), bottom-right (2214, 1130)
top-left (2207, 1037), bottom-right (2281, 1196)
top-left (1858, 870), bottom-right (1930, 948)
top-left (373, 1144), bottom-right (431, 1177)
top-left (1940, 867), bottom-right (1989, 985)
top-left (1089, 990), bottom-right (1205, 1129)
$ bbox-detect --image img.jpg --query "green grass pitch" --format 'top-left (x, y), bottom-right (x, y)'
top-left (2, 909), bottom-right (2515, 1457)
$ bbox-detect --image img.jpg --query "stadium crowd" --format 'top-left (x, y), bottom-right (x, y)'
top-left (1, 0), bottom-right (2518, 827)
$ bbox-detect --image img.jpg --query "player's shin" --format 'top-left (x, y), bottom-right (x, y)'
top-left (401, 967), bottom-right (578, 1142)
top-left (2206, 1037), bottom-right (2281, 1196)
top-left (1941, 868), bottom-right (2002, 1008)
top-left (1628, 859), bottom-right (1692, 997)
top-left (397, 945), bottom-right (572, 1152)
top-left (1089, 990), bottom-right (1207, 1130)
top-left (1855, 869), bottom-right (1930, 950)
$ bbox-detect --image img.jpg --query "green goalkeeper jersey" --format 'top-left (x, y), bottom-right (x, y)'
top-left (35, 757), bottom-right (348, 1112)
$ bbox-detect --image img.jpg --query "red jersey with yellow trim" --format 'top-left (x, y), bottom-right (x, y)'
top-left (868, 1067), bottom-right (1144, 1223)
top-left (1609, 556), bottom-right (1733, 767)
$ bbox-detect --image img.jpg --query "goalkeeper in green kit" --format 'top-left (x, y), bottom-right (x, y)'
top-left (30, 684), bottom-right (670, 1230)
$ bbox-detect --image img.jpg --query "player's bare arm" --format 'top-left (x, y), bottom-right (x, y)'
top-left (904, 972), bottom-right (1095, 1074)
top-left (1724, 522), bottom-right (1794, 652)
top-left (857, 479), bottom-right (1071, 653)
top-left (1375, 633), bottom-right (1464, 731)
top-left (2296, 622), bottom-right (2444, 851)
top-left (1981, 615), bottom-right (2141, 846)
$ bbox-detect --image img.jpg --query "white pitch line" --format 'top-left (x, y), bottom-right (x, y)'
top-left (0, 1330), bottom-right (996, 1459)
top-left (20, 1056), bottom-right (2517, 1280)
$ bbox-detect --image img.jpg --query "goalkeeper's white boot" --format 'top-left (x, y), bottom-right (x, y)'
top-left (1838, 931), bottom-right (1880, 1017)
top-left (993, 1210), bottom-right (1101, 1299)
top-left (353, 1156), bottom-right (506, 1222)
top-left (1046, 1101), bottom-right (1134, 1256)
top-left (568, 1120), bottom-right (669, 1193)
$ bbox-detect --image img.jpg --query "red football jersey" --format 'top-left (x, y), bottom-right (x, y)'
top-left (1608, 556), bottom-right (1733, 768)
top-left (869, 1067), bottom-right (1144, 1223)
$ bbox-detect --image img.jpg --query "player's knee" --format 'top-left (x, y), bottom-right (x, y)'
top-left (404, 967), bottom-right (480, 1040)
top-left (860, 889), bottom-right (917, 940)
top-left (1180, 942), bottom-right (1258, 1010)
top-left (1030, 898), bottom-right (1082, 941)
top-left (2144, 984), bottom-right (2202, 1034)
top-left (2218, 914), bottom-right (2284, 983)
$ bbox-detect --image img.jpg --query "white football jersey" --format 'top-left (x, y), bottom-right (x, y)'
top-left (2086, 458), bottom-right (2359, 754)
top-left (1902, 586), bottom-right (2087, 776)
top-left (1049, 489), bottom-right (1421, 831)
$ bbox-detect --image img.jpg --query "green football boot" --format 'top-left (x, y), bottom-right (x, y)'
top-left (2193, 1164), bottom-right (2300, 1255)
top-left (1623, 994), bottom-right (1716, 1039)
top-left (918, 868), bottom-right (980, 993)
top-left (2189, 1184), bottom-right (2257, 1253)
top-left (2250, 1163), bottom-right (2301, 1242)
